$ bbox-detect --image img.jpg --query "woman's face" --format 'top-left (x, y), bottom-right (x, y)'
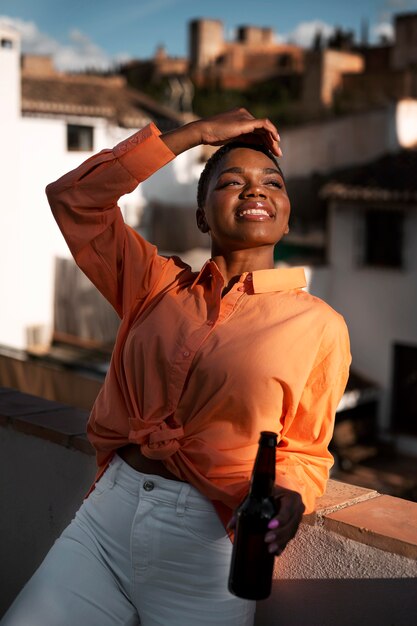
top-left (198, 147), bottom-right (290, 255)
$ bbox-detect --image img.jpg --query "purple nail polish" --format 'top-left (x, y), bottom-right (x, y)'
top-left (268, 519), bottom-right (279, 530)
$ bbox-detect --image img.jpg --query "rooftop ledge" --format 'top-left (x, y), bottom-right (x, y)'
top-left (1, 386), bottom-right (417, 624)
top-left (1, 386), bottom-right (416, 565)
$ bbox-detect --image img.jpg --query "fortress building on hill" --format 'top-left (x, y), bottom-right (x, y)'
top-left (122, 13), bottom-right (417, 117)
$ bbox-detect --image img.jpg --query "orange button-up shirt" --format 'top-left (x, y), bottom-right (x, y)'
top-left (46, 123), bottom-right (351, 521)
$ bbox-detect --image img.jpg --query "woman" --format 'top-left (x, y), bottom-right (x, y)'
top-left (2, 108), bottom-right (350, 625)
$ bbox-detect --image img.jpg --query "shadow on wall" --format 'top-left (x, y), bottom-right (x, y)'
top-left (255, 578), bottom-right (417, 626)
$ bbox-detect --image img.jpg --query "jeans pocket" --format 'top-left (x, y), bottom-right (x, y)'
top-left (181, 504), bottom-right (229, 547)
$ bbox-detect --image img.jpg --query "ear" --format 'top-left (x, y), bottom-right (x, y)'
top-left (284, 225), bottom-right (290, 235)
top-left (196, 208), bottom-right (210, 233)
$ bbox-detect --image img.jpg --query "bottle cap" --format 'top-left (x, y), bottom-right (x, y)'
top-left (259, 431), bottom-right (278, 446)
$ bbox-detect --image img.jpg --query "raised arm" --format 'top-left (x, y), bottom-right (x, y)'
top-left (46, 123), bottom-right (176, 318)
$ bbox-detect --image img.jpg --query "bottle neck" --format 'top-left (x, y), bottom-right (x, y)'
top-left (249, 443), bottom-right (276, 498)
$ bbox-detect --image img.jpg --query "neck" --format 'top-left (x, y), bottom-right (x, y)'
top-left (211, 246), bottom-right (275, 285)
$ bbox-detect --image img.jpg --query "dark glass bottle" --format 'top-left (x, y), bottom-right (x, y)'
top-left (228, 431), bottom-right (278, 600)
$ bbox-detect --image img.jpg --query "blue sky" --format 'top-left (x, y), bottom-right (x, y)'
top-left (1, 0), bottom-right (417, 70)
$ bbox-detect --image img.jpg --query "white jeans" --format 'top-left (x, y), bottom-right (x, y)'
top-left (2, 455), bottom-right (255, 626)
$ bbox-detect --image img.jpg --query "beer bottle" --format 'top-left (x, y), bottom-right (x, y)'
top-left (228, 431), bottom-right (278, 600)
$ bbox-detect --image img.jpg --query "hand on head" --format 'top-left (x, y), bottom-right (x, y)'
top-left (161, 107), bottom-right (282, 158)
top-left (198, 108), bottom-right (282, 157)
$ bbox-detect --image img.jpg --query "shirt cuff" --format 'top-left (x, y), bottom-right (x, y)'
top-left (113, 122), bottom-right (176, 181)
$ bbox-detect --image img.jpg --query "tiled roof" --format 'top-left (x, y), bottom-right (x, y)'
top-left (21, 73), bottom-right (185, 131)
top-left (320, 150), bottom-right (417, 204)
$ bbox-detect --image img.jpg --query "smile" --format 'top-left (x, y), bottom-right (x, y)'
top-left (238, 208), bottom-right (271, 217)
top-left (236, 201), bottom-right (275, 220)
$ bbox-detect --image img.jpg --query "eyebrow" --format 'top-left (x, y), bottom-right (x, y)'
top-left (218, 166), bottom-right (282, 177)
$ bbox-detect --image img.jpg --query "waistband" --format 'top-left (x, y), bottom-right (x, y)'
top-left (102, 454), bottom-right (216, 514)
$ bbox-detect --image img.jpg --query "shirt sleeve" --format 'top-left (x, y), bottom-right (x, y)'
top-left (275, 314), bottom-right (351, 514)
top-left (45, 123), bottom-right (176, 318)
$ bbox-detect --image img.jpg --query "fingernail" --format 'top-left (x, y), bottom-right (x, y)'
top-left (268, 519), bottom-right (280, 530)
top-left (265, 532), bottom-right (276, 542)
top-left (268, 542), bottom-right (278, 554)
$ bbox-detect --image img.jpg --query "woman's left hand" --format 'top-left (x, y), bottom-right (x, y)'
top-left (264, 486), bottom-right (305, 555)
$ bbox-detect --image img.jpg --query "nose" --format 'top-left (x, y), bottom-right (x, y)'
top-left (241, 182), bottom-right (266, 198)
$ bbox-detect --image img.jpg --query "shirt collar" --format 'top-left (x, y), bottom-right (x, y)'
top-left (191, 261), bottom-right (306, 293)
top-left (250, 267), bottom-right (306, 293)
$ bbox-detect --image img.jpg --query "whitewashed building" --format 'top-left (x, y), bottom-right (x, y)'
top-left (317, 154), bottom-right (417, 456)
top-left (0, 24), bottom-right (199, 351)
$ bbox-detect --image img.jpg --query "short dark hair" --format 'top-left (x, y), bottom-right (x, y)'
top-left (197, 141), bottom-right (284, 208)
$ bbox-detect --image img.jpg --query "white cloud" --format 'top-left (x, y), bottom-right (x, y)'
top-left (284, 20), bottom-right (336, 48)
top-left (372, 21), bottom-right (395, 43)
top-left (54, 29), bottom-right (112, 71)
top-left (0, 15), bottom-right (129, 71)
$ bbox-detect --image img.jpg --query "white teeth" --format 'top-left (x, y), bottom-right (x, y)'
top-left (238, 209), bottom-right (270, 216)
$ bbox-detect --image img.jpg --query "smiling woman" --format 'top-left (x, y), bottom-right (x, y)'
top-left (197, 144), bottom-right (290, 261)
top-left (2, 107), bottom-right (351, 626)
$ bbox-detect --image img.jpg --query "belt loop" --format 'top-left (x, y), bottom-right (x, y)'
top-left (176, 483), bottom-right (191, 516)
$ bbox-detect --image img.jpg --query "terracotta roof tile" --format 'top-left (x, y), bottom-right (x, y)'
top-left (21, 74), bottom-right (185, 131)
top-left (320, 150), bottom-right (417, 204)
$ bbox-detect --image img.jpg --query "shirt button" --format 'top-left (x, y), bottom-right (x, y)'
top-left (237, 286), bottom-right (245, 292)
top-left (207, 320), bottom-right (214, 326)
top-left (143, 480), bottom-right (154, 492)
top-left (183, 351), bottom-right (190, 358)
top-left (246, 274), bottom-right (253, 281)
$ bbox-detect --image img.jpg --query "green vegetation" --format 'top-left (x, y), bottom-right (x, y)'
top-left (130, 74), bottom-right (307, 126)
top-left (192, 80), bottom-right (303, 126)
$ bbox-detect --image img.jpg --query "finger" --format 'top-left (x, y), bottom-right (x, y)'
top-left (251, 117), bottom-right (280, 142)
top-left (261, 134), bottom-right (282, 158)
top-left (268, 519), bottom-right (299, 549)
top-left (264, 521), bottom-right (297, 554)
top-left (266, 135), bottom-right (282, 157)
top-left (264, 495), bottom-right (304, 552)
top-left (250, 126), bottom-right (282, 157)
top-left (240, 129), bottom-right (272, 150)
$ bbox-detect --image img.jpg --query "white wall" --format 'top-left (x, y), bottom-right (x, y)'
top-left (0, 27), bottom-right (23, 349)
top-left (0, 95), bottom-right (203, 350)
top-left (281, 100), bottom-right (417, 178)
top-left (2, 115), bottom-right (109, 349)
top-left (308, 204), bottom-right (417, 441)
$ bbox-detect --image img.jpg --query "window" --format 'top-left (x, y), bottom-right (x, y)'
top-left (391, 343), bottom-right (417, 436)
top-left (363, 208), bottom-right (404, 269)
top-left (278, 54), bottom-right (292, 69)
top-left (67, 124), bottom-right (94, 152)
top-left (1, 38), bottom-right (13, 49)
